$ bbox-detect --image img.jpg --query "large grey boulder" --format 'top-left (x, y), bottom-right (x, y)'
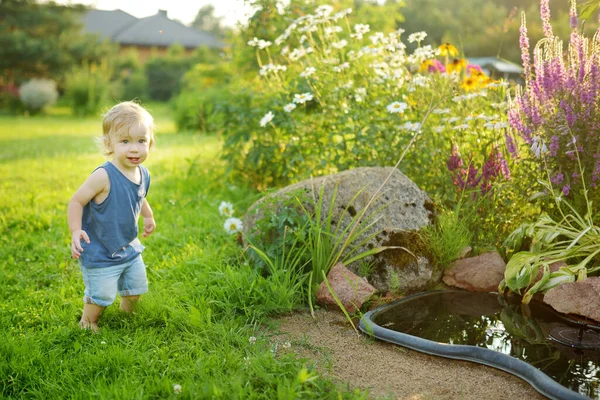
top-left (243, 167), bottom-right (437, 293)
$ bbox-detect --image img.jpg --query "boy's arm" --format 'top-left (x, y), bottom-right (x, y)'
top-left (67, 169), bottom-right (109, 259)
top-left (141, 198), bottom-right (156, 237)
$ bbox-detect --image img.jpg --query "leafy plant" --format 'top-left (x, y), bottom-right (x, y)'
top-left (500, 172), bottom-right (600, 303)
top-left (245, 190), bottom-right (310, 274)
top-left (220, 2), bottom-right (511, 199)
top-left (65, 61), bottom-right (111, 116)
top-left (422, 208), bottom-right (473, 269)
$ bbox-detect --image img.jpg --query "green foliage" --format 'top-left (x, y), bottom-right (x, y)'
top-left (174, 63), bottom-right (235, 132)
top-left (500, 175), bottom-right (600, 303)
top-left (145, 45), bottom-right (196, 101)
top-left (422, 209), bottom-right (473, 269)
top-left (0, 0), bottom-right (116, 85)
top-left (245, 191), bottom-right (311, 274)
top-left (220, 2), bottom-right (513, 203)
top-left (64, 61), bottom-right (111, 116)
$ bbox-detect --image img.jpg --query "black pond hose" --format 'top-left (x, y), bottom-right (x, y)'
top-left (359, 299), bottom-right (591, 400)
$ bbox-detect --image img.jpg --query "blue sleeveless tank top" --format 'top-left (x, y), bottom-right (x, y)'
top-left (80, 161), bottom-right (150, 268)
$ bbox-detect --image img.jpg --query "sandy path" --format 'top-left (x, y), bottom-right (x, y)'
top-left (270, 309), bottom-right (547, 400)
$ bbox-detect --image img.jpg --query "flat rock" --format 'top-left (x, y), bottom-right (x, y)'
top-left (543, 277), bottom-right (600, 323)
top-left (443, 251), bottom-right (506, 292)
top-left (316, 262), bottom-right (378, 313)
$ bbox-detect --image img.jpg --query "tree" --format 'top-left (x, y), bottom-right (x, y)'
top-left (0, 0), bottom-right (115, 85)
top-left (191, 5), bottom-right (228, 37)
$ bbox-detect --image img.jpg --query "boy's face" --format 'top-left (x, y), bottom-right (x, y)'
top-left (108, 122), bottom-right (152, 171)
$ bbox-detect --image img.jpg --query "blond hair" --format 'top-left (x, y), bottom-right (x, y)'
top-left (99, 101), bottom-right (156, 156)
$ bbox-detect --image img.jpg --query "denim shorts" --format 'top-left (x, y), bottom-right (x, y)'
top-left (80, 255), bottom-right (148, 307)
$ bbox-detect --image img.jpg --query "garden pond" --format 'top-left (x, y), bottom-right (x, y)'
top-left (360, 291), bottom-right (600, 400)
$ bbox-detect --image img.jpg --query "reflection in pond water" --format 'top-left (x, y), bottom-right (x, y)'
top-left (372, 291), bottom-right (600, 399)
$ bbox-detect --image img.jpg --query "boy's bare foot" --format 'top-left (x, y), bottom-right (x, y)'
top-left (79, 319), bottom-right (99, 332)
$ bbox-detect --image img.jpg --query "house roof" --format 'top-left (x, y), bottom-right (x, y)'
top-left (467, 57), bottom-right (523, 74)
top-left (82, 9), bottom-right (225, 49)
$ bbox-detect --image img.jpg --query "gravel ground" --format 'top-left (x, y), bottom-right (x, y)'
top-left (270, 309), bottom-right (547, 400)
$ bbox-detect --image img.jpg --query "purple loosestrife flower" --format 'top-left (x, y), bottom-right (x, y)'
top-left (446, 145), bottom-right (463, 171)
top-left (551, 172), bottom-right (564, 185)
top-left (520, 13), bottom-right (531, 80)
top-left (570, 0), bottom-right (578, 29)
top-left (562, 184), bottom-right (571, 196)
top-left (541, 0), bottom-right (553, 37)
top-left (505, 133), bottom-right (519, 159)
top-left (549, 135), bottom-right (560, 156)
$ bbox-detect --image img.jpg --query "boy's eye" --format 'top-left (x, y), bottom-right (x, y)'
top-left (139, 139), bottom-right (147, 143)
top-left (121, 140), bottom-right (128, 144)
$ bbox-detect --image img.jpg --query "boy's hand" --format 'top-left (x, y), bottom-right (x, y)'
top-left (71, 230), bottom-right (90, 259)
top-left (143, 217), bottom-right (156, 237)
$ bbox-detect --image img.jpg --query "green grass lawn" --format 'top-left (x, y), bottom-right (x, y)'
top-left (0, 104), bottom-right (368, 399)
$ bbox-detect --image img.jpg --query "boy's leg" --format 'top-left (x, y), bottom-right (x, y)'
top-left (120, 295), bottom-right (140, 312)
top-left (80, 303), bottom-right (104, 332)
top-left (117, 255), bottom-right (148, 313)
top-left (80, 263), bottom-right (121, 331)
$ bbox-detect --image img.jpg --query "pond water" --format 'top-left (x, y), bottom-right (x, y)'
top-left (371, 291), bottom-right (600, 399)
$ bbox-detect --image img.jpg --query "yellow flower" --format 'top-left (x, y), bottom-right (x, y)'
top-left (446, 58), bottom-right (467, 74)
top-left (419, 59), bottom-right (434, 73)
top-left (461, 77), bottom-right (478, 91)
top-left (438, 43), bottom-right (458, 57)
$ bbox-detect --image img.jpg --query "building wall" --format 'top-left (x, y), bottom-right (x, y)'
top-left (119, 45), bottom-right (196, 62)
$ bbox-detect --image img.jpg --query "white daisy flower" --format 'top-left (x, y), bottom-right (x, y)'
top-left (224, 217), bottom-right (243, 234)
top-left (386, 101), bottom-right (408, 113)
top-left (293, 93), bottom-right (314, 104)
top-left (257, 40), bottom-right (272, 49)
top-left (284, 103), bottom-right (297, 112)
top-left (247, 37), bottom-right (260, 47)
top-left (407, 31), bottom-right (427, 43)
top-left (354, 24), bottom-right (370, 35)
top-left (218, 201), bottom-right (234, 217)
top-left (331, 40), bottom-right (348, 49)
top-left (259, 111), bottom-right (274, 127)
top-left (300, 67), bottom-right (316, 77)
top-left (452, 124), bottom-right (469, 131)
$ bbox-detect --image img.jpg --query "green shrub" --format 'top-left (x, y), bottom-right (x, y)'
top-left (64, 61), bottom-right (111, 116)
top-left (174, 63), bottom-right (235, 132)
top-left (145, 45), bottom-right (195, 101)
top-left (120, 70), bottom-right (148, 102)
top-left (219, 3), bottom-right (514, 200)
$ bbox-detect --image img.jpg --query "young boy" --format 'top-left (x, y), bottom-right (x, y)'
top-left (68, 101), bottom-right (156, 331)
